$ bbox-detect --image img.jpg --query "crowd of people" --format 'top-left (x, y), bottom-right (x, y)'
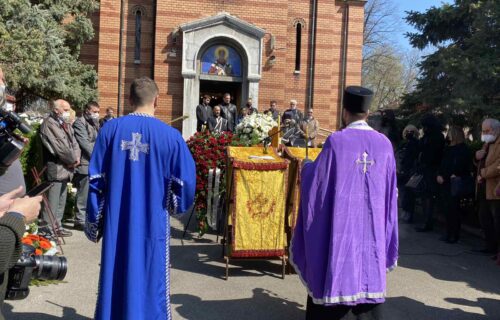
top-left (196, 93), bottom-right (320, 146)
top-left (395, 115), bottom-right (500, 265)
top-left (0, 63), bottom-right (498, 319)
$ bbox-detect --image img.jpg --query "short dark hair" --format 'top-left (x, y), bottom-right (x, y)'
top-left (203, 94), bottom-right (211, 100)
top-left (344, 107), bottom-right (368, 121)
top-left (270, 100), bottom-right (277, 105)
top-left (86, 101), bottom-right (100, 111)
top-left (348, 111), bottom-right (368, 121)
top-left (130, 77), bottom-right (159, 107)
top-left (106, 107), bottom-right (114, 112)
top-left (223, 93), bottom-right (231, 98)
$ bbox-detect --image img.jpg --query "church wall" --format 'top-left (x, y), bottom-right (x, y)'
top-left (80, 10), bottom-right (100, 74)
top-left (88, 0), bottom-right (366, 133)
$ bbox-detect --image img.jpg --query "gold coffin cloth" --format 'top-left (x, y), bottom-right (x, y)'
top-left (226, 147), bottom-right (289, 258)
top-left (282, 147), bottom-right (322, 233)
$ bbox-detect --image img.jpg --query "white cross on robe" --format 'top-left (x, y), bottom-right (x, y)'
top-left (121, 132), bottom-right (149, 161)
top-left (356, 152), bottom-right (375, 174)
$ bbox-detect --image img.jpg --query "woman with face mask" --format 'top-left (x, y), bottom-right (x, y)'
top-left (436, 126), bottom-right (473, 243)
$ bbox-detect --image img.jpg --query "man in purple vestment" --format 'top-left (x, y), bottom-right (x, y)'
top-left (291, 86), bottom-right (398, 320)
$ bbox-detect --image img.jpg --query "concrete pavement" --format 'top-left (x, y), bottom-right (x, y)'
top-left (5, 214), bottom-right (500, 319)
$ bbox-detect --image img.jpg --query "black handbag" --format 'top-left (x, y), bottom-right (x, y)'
top-left (450, 176), bottom-right (474, 198)
top-left (405, 174), bottom-right (425, 193)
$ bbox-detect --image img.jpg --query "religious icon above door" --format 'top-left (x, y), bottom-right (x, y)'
top-left (201, 45), bottom-right (242, 77)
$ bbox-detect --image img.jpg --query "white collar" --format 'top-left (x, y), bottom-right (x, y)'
top-left (346, 120), bottom-right (373, 131)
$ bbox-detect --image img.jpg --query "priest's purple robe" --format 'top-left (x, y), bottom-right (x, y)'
top-left (291, 122), bottom-right (398, 306)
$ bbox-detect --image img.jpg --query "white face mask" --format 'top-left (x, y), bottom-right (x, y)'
top-left (481, 134), bottom-right (497, 143)
top-left (3, 102), bottom-right (14, 112)
top-left (90, 113), bottom-right (100, 120)
top-left (61, 111), bottom-right (71, 123)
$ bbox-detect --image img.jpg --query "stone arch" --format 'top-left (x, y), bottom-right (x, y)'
top-left (179, 13), bottom-right (265, 138)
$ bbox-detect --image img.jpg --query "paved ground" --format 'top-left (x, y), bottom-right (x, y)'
top-left (5, 214), bottom-right (500, 320)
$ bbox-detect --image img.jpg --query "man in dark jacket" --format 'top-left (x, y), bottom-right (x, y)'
top-left (219, 93), bottom-right (237, 132)
top-left (266, 100), bottom-right (280, 121)
top-left (0, 188), bottom-right (42, 320)
top-left (208, 105), bottom-right (229, 133)
top-left (72, 101), bottom-right (100, 230)
top-left (415, 114), bottom-right (445, 232)
top-left (196, 95), bottom-right (213, 132)
top-left (99, 107), bottom-right (115, 127)
top-left (39, 100), bottom-right (81, 237)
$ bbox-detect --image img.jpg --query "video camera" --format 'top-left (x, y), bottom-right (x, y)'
top-left (5, 244), bottom-right (68, 300)
top-left (0, 85), bottom-right (32, 171)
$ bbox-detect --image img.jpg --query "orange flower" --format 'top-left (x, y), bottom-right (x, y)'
top-left (35, 249), bottom-right (43, 255)
top-left (39, 240), bottom-right (52, 250)
top-left (22, 238), bottom-right (33, 245)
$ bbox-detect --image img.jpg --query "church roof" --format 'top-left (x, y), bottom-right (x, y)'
top-left (179, 12), bottom-right (266, 39)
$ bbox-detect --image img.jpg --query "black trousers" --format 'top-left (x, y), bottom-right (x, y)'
top-left (441, 185), bottom-right (462, 240)
top-left (401, 186), bottom-right (416, 215)
top-left (478, 199), bottom-right (500, 252)
top-left (306, 296), bottom-right (383, 320)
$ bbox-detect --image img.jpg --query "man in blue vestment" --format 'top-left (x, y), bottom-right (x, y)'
top-left (291, 86), bottom-right (398, 320)
top-left (85, 77), bottom-right (196, 320)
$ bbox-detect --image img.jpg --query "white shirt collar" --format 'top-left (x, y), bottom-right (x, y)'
top-left (346, 120), bottom-right (373, 131)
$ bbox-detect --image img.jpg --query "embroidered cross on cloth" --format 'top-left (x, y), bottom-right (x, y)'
top-left (356, 152), bottom-right (375, 174)
top-left (121, 132), bottom-right (149, 161)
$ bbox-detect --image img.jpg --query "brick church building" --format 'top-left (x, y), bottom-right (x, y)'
top-left (81, 0), bottom-right (366, 138)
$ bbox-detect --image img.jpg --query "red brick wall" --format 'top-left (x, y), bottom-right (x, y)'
top-left (84, 0), bottom-right (365, 132)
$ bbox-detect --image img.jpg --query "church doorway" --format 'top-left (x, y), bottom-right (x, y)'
top-left (199, 80), bottom-right (241, 108)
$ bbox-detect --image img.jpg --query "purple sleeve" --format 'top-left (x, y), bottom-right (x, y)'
top-left (291, 138), bottom-right (335, 288)
top-left (386, 156), bottom-right (399, 271)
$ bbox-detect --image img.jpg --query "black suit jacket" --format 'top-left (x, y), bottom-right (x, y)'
top-left (208, 116), bottom-right (229, 133)
top-left (196, 104), bottom-right (213, 131)
top-left (220, 103), bottom-right (237, 131)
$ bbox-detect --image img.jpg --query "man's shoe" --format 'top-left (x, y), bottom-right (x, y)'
top-left (38, 220), bottom-right (49, 227)
top-left (55, 229), bottom-right (73, 237)
top-left (73, 223), bottom-right (84, 231)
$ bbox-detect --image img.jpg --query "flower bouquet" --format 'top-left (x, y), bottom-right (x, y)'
top-left (233, 113), bottom-right (278, 146)
top-left (187, 130), bottom-right (233, 235)
top-left (21, 234), bottom-right (58, 256)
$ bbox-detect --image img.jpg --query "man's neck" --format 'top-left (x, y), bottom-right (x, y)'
top-left (346, 119), bottom-right (368, 126)
top-left (133, 106), bottom-right (155, 116)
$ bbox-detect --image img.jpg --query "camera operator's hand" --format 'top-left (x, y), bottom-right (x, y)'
top-left (0, 186), bottom-right (24, 217)
top-left (8, 196), bottom-right (43, 224)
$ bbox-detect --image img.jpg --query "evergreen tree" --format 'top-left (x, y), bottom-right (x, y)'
top-left (402, 0), bottom-right (500, 125)
top-left (0, 0), bottom-right (99, 109)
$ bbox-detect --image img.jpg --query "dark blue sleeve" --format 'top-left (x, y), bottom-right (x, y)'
top-left (85, 128), bottom-right (109, 242)
top-left (167, 133), bottom-right (196, 215)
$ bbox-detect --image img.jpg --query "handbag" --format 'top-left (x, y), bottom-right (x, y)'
top-left (450, 176), bottom-right (474, 198)
top-left (405, 174), bottom-right (425, 193)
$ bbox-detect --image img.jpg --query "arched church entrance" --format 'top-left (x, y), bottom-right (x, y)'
top-left (198, 42), bottom-right (246, 109)
top-left (179, 12), bottom-right (265, 138)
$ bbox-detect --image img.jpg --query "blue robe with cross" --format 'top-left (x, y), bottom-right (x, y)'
top-left (85, 114), bottom-right (196, 320)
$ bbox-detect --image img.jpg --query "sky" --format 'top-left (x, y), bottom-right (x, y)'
top-left (395, 0), bottom-right (451, 51)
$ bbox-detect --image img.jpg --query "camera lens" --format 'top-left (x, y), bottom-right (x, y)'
top-left (33, 255), bottom-right (68, 281)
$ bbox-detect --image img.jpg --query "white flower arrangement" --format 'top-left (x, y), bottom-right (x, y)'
top-left (234, 112), bottom-right (278, 145)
